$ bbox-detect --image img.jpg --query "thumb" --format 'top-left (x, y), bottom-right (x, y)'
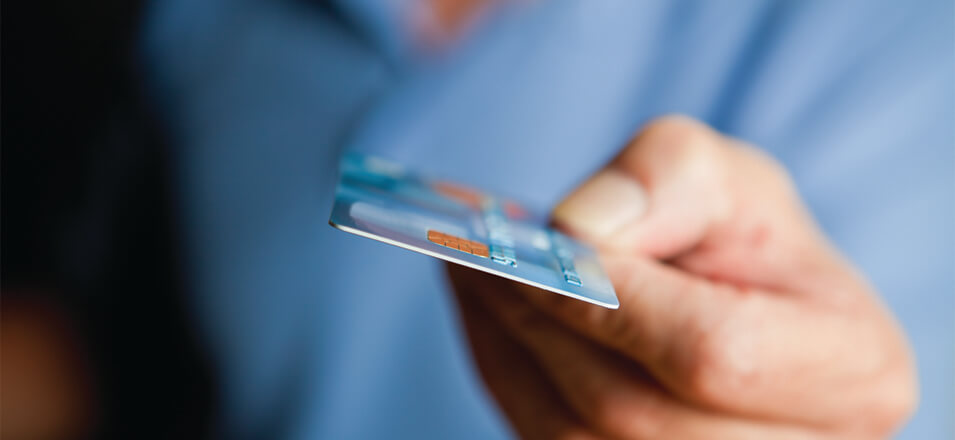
top-left (553, 116), bottom-right (732, 259)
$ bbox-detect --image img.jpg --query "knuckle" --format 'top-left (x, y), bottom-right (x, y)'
top-left (733, 141), bottom-right (798, 193)
top-left (735, 141), bottom-right (782, 171)
top-left (640, 115), bottom-right (723, 160)
top-left (683, 317), bottom-right (762, 407)
top-left (641, 114), bottom-right (710, 141)
top-left (636, 115), bottom-right (733, 195)
top-left (623, 115), bottom-right (721, 169)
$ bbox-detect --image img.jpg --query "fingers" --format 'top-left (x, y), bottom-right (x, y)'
top-left (447, 114), bottom-right (915, 438)
top-left (474, 276), bottom-right (827, 440)
top-left (518, 255), bottom-right (738, 401)
top-left (517, 257), bottom-right (914, 434)
top-left (453, 270), bottom-right (602, 440)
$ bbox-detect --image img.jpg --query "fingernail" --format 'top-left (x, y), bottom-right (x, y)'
top-left (552, 168), bottom-right (647, 241)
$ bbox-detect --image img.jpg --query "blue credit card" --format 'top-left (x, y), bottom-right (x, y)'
top-left (328, 153), bottom-right (619, 309)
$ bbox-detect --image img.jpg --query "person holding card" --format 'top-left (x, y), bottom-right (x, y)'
top-left (451, 116), bottom-right (917, 439)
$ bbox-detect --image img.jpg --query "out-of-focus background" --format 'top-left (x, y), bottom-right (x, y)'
top-left (2, 1), bottom-right (952, 439)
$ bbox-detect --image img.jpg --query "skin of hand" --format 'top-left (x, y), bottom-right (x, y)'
top-left (449, 116), bottom-right (917, 440)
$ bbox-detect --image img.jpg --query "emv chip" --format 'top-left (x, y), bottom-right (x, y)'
top-left (427, 230), bottom-right (490, 258)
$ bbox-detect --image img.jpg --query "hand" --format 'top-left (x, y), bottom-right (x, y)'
top-left (450, 116), bottom-right (916, 439)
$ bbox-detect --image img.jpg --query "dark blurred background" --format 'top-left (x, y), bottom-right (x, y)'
top-left (2, 1), bottom-right (213, 438)
top-left (2, 1), bottom-right (952, 439)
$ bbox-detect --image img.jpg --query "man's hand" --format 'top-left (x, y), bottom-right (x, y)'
top-left (450, 116), bottom-right (916, 439)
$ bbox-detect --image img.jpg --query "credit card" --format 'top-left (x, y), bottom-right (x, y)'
top-left (328, 153), bottom-right (619, 309)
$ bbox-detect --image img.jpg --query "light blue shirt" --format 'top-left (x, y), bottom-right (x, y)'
top-left (145, 1), bottom-right (953, 438)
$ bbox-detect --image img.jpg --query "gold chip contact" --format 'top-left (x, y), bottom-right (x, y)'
top-left (427, 230), bottom-right (489, 258)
